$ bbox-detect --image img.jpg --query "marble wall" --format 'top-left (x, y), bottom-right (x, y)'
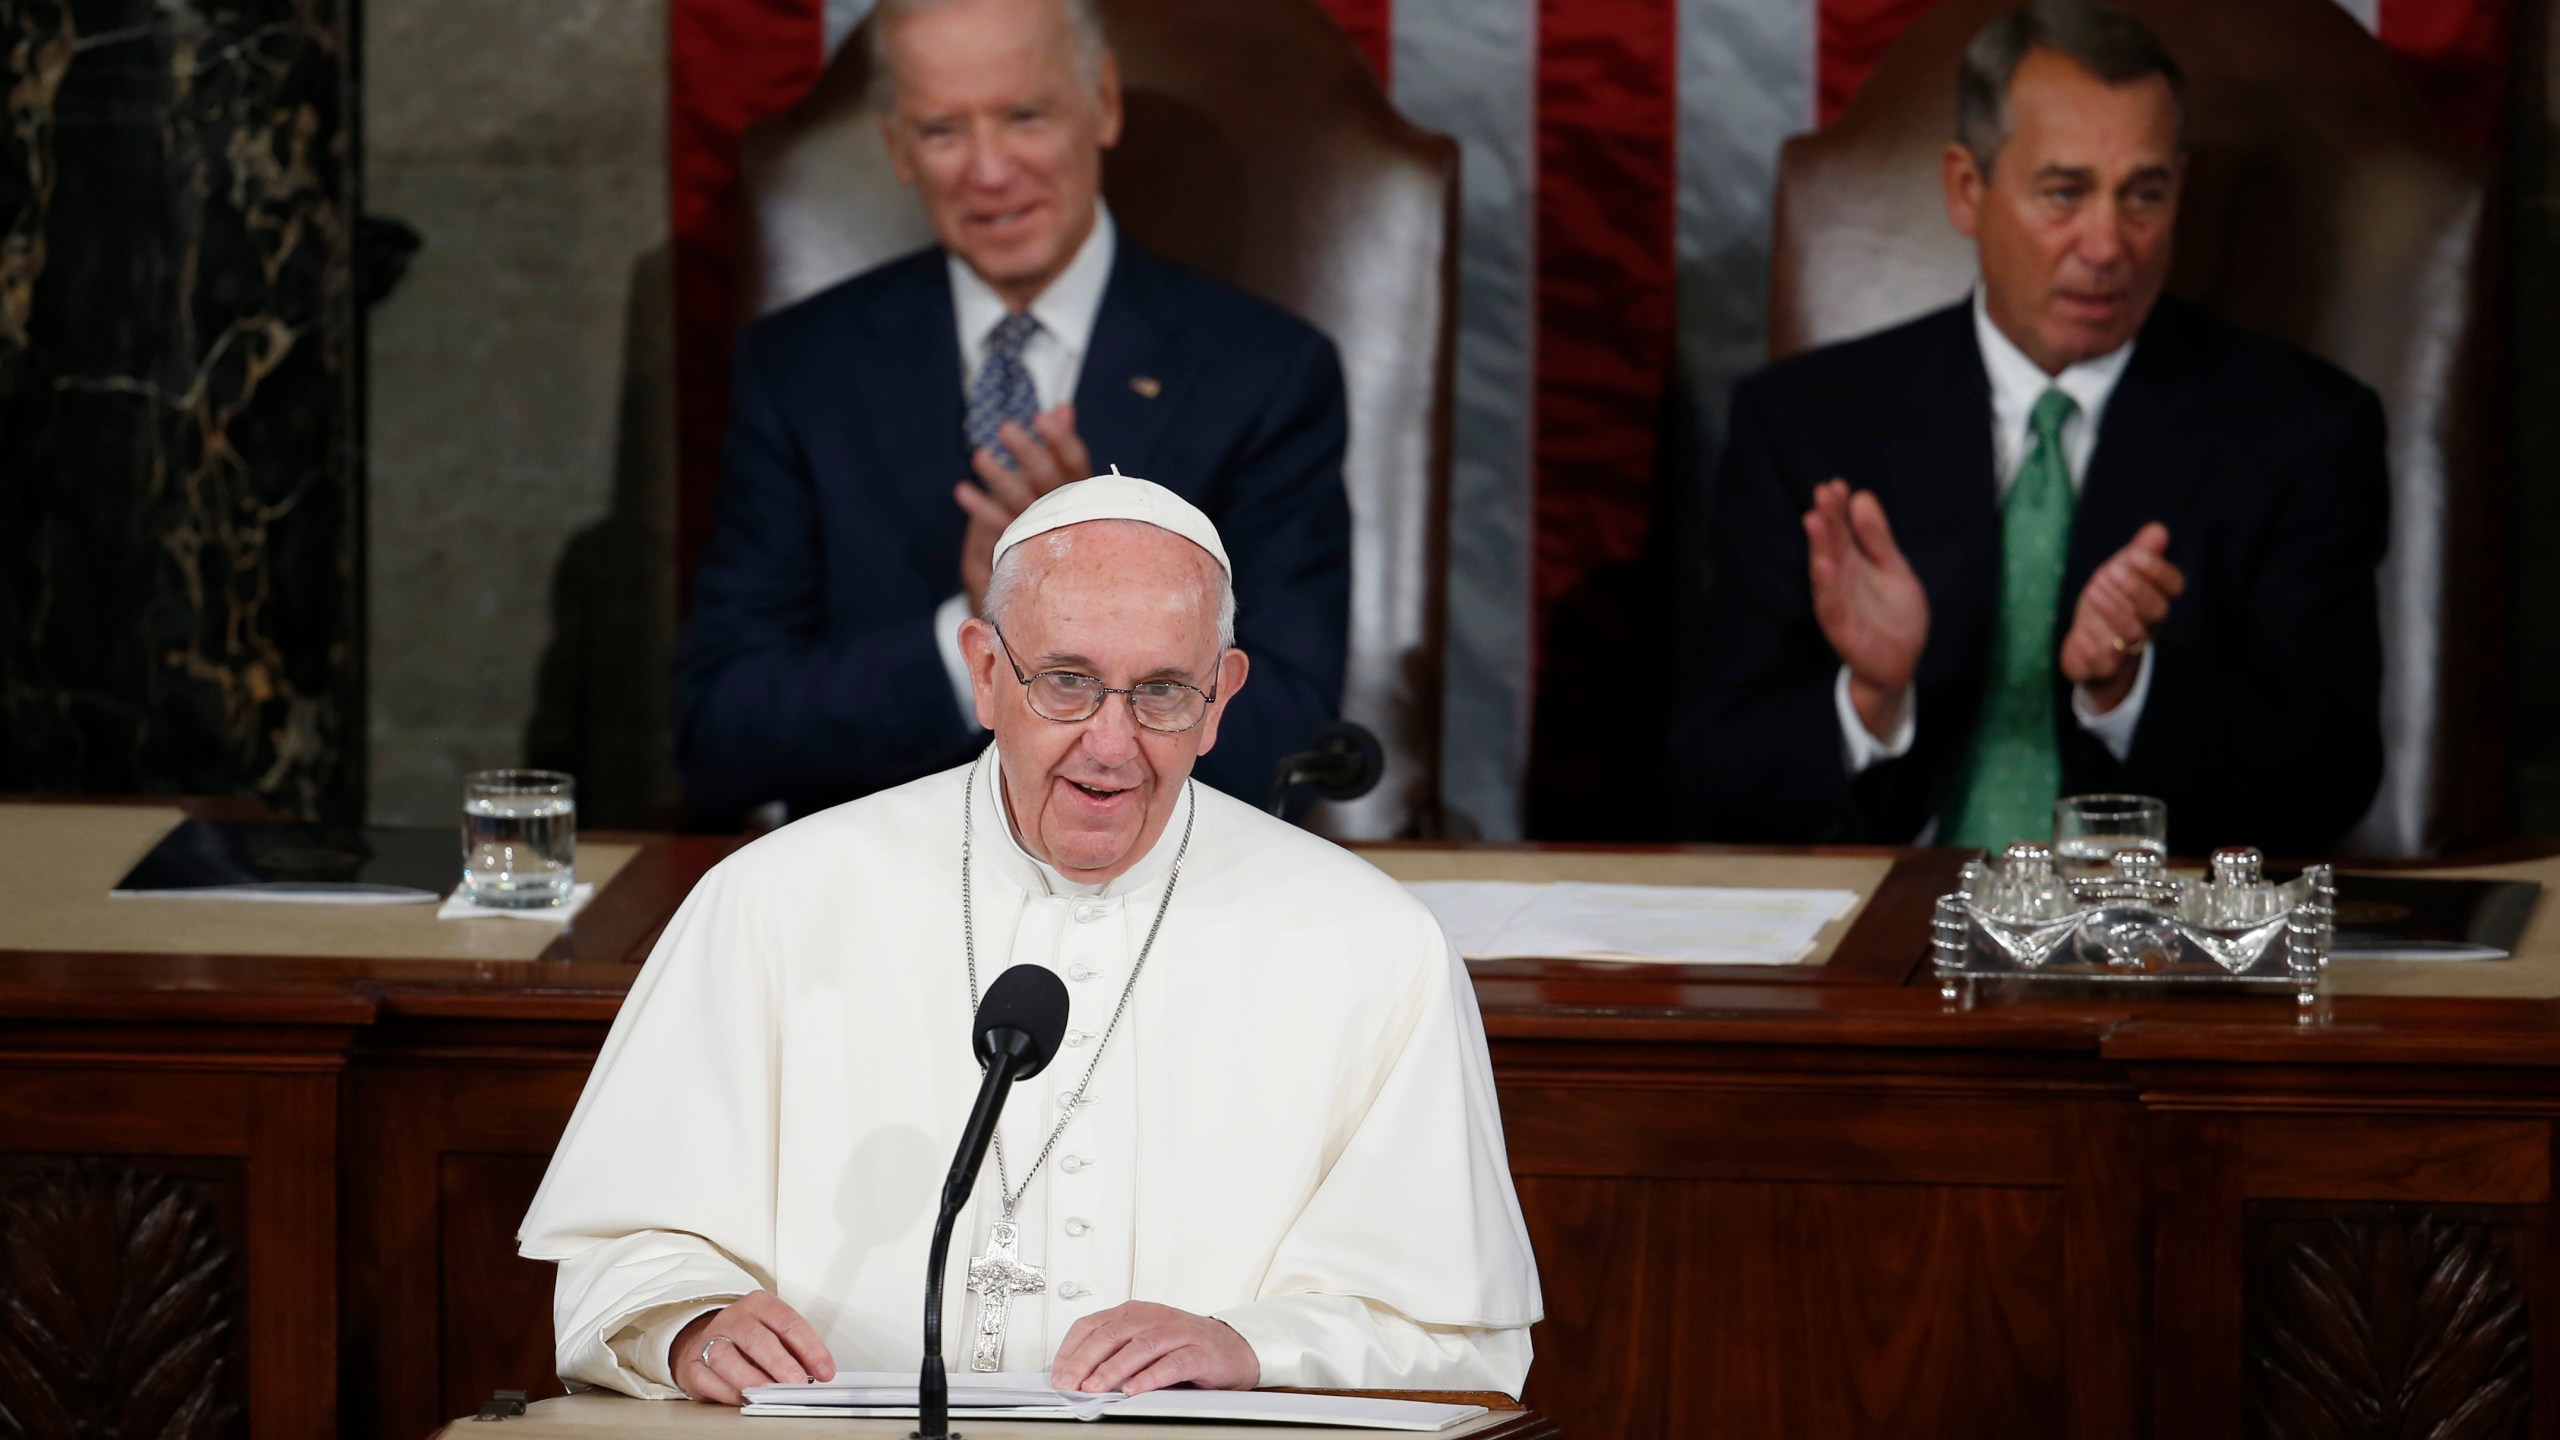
top-left (363, 0), bottom-right (675, 826)
top-left (0, 0), bottom-right (359, 817)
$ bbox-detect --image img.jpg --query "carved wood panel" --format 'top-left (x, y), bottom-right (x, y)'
top-left (0, 1156), bottom-right (249, 1440)
top-left (2247, 1206), bottom-right (2532, 1440)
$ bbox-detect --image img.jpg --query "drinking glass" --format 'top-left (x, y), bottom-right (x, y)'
top-left (461, 769), bottom-right (576, 907)
top-left (2052, 793), bottom-right (2167, 880)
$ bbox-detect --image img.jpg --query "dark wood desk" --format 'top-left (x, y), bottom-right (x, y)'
top-left (3, 816), bottom-right (2556, 1439)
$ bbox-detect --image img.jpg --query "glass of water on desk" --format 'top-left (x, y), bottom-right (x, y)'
top-left (2053, 793), bottom-right (2167, 879)
top-left (462, 769), bottom-right (576, 907)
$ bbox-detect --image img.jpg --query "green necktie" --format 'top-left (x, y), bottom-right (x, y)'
top-left (1946, 387), bottom-right (2079, 851)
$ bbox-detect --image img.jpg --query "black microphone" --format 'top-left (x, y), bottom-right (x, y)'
top-left (1268, 720), bottom-right (1387, 815)
top-left (916, 965), bottom-right (1070, 1440)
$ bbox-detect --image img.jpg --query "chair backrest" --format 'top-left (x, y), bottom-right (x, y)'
top-left (736, 0), bottom-right (1459, 839)
top-left (1770, 0), bottom-right (2499, 855)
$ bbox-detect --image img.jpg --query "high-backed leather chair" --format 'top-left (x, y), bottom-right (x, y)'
top-left (1770, 0), bottom-right (2498, 855)
top-left (733, 0), bottom-right (1458, 839)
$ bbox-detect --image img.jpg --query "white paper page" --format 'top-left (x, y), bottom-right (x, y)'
top-left (1105, 1389), bottom-right (1489, 1432)
top-left (1403, 879), bottom-right (1856, 965)
top-left (739, 1403), bottom-right (1099, 1421)
top-left (744, 1372), bottom-right (1112, 1415)
top-left (1397, 881), bottom-right (1546, 956)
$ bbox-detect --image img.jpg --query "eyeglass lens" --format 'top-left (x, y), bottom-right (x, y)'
top-left (1026, 672), bottom-right (1206, 731)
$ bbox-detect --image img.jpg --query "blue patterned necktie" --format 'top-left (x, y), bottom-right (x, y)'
top-left (1946, 386), bottom-right (2080, 851)
top-left (964, 312), bottom-right (1042, 462)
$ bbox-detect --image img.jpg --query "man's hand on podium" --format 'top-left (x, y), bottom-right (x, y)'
top-left (671, 1290), bottom-right (837, 1405)
top-left (1050, 1301), bottom-right (1261, 1396)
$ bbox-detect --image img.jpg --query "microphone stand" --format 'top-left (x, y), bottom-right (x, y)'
top-left (915, 1030), bottom-right (1040, 1440)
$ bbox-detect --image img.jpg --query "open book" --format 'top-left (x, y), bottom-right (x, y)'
top-left (740, 1372), bottom-right (1488, 1431)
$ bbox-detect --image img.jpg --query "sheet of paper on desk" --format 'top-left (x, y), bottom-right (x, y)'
top-left (740, 1372), bottom-right (1488, 1430)
top-left (1402, 880), bottom-right (1858, 965)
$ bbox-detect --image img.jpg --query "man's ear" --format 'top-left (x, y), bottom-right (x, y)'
top-left (1191, 647), bottom-right (1251, 758)
top-left (960, 617), bottom-right (1003, 730)
top-left (1093, 50), bottom-right (1124, 150)
top-left (1942, 141), bottom-right (1985, 239)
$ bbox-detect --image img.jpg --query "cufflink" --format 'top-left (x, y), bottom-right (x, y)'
top-left (1129, 375), bottom-right (1161, 399)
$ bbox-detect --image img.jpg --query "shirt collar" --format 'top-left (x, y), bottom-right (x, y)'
top-left (1971, 286), bottom-right (2135, 454)
top-left (972, 740), bottom-right (1193, 900)
top-left (948, 201), bottom-right (1118, 358)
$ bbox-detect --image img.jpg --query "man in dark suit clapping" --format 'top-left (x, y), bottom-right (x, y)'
top-left (1671, 0), bottom-right (2386, 856)
top-left (677, 0), bottom-right (1350, 818)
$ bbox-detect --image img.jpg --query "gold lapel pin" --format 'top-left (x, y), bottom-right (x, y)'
top-left (1130, 375), bottom-right (1162, 399)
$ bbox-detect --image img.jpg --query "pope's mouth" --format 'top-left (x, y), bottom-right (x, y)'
top-left (1059, 777), bottom-right (1138, 811)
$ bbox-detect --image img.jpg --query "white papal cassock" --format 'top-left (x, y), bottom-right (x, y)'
top-left (519, 752), bottom-right (1543, 1398)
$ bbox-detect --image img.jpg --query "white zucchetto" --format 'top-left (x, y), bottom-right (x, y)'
top-left (991, 468), bottom-right (1232, 576)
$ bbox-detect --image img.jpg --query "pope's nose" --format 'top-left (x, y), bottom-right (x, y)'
top-left (1075, 699), bottom-right (1144, 769)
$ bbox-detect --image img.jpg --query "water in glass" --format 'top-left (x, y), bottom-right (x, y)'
top-left (2054, 833), bottom-right (2168, 881)
top-left (463, 775), bottom-right (576, 907)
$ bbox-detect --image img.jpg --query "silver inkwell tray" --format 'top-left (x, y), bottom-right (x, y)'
top-left (1931, 843), bottom-right (2335, 1017)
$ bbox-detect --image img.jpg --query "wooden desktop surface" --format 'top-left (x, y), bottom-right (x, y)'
top-left (3, 802), bottom-right (2558, 1439)
top-left (430, 1392), bottom-right (1551, 1440)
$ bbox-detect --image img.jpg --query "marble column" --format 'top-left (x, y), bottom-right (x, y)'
top-left (0, 0), bottom-right (360, 818)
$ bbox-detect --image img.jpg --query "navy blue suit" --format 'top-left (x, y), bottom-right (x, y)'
top-left (1669, 297), bottom-right (2388, 855)
top-left (676, 241), bottom-right (1352, 816)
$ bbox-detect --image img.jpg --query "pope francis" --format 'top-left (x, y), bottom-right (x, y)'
top-left (518, 473), bottom-right (1543, 1405)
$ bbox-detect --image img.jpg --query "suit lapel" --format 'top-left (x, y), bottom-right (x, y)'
top-left (1886, 305), bottom-right (2003, 692)
top-left (854, 254), bottom-right (972, 562)
top-left (2068, 300), bottom-right (2209, 600)
top-left (1072, 245), bottom-right (1185, 477)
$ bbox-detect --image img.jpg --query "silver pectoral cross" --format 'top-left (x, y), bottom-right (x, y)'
top-left (965, 1218), bottom-right (1046, 1373)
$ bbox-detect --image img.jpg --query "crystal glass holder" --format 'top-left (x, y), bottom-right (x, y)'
top-left (1931, 843), bottom-right (2334, 1019)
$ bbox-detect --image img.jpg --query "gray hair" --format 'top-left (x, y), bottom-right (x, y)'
top-left (1957, 0), bottom-right (2185, 173)
top-left (983, 525), bottom-right (1238, 653)
top-left (869, 0), bottom-right (1110, 109)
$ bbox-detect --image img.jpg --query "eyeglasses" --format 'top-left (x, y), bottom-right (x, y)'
top-left (991, 624), bottom-right (1221, 733)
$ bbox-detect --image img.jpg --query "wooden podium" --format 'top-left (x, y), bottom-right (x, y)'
top-left (5, 800), bottom-right (2560, 1438)
top-left (431, 1393), bottom-right (1556, 1438)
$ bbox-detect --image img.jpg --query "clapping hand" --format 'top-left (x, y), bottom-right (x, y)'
top-left (1803, 479), bottom-right (1930, 739)
top-left (2060, 522), bottom-right (2184, 713)
top-left (956, 403), bottom-right (1095, 613)
top-left (669, 1291), bottom-right (836, 1405)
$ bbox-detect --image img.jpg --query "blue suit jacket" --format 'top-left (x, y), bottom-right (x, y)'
top-left (675, 240), bottom-right (1352, 816)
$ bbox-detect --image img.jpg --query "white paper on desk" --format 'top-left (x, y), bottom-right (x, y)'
top-left (743, 1372), bottom-right (1112, 1419)
top-left (1396, 881), bottom-right (1546, 957)
top-left (434, 882), bottom-right (595, 924)
top-left (741, 1374), bottom-right (1486, 1431)
top-left (1105, 1389), bottom-right (1488, 1431)
top-left (1403, 880), bottom-right (1858, 965)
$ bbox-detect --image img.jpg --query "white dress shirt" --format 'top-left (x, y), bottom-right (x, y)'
top-left (934, 206), bottom-right (1122, 721)
top-left (1836, 290), bottom-right (2155, 778)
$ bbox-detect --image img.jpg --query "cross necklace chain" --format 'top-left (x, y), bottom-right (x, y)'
top-left (959, 751), bottom-right (1195, 1373)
